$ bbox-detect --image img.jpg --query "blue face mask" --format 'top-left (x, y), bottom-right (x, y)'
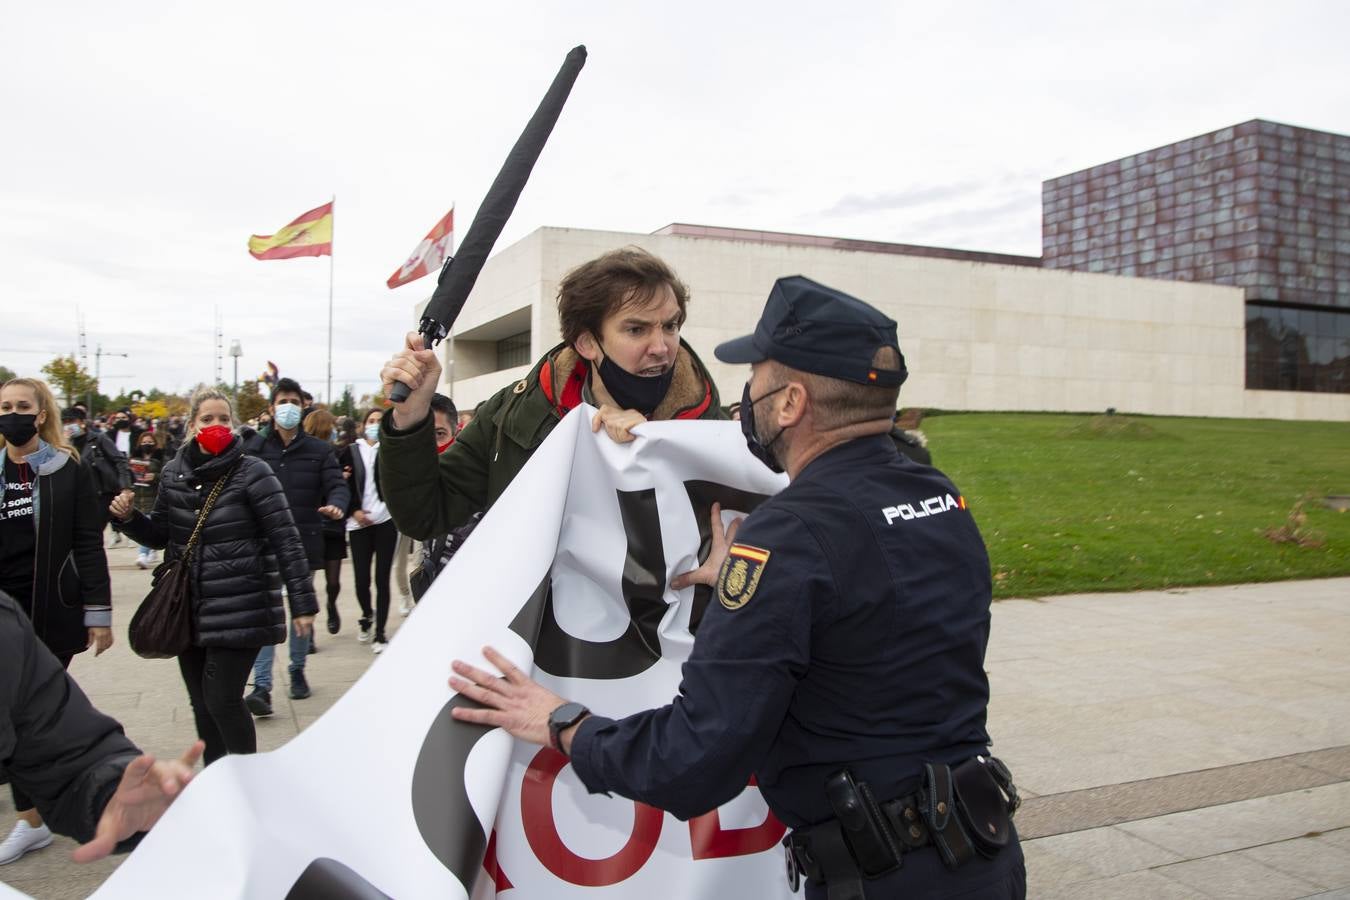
top-left (274, 402), bottom-right (302, 430)
top-left (364, 423), bottom-right (381, 443)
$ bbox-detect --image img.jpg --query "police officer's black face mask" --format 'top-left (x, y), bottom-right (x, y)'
top-left (594, 342), bottom-right (675, 418)
top-left (740, 381), bottom-right (789, 473)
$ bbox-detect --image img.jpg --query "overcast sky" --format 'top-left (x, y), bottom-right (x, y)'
top-left (3, 0), bottom-right (1348, 401)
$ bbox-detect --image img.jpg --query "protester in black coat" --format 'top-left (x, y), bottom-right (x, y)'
top-left (243, 423), bottom-right (348, 568)
top-left (0, 591), bottom-right (202, 862)
top-left (111, 390), bottom-right (316, 765)
top-left (62, 406), bottom-right (132, 530)
top-left (1, 378), bottom-right (115, 864)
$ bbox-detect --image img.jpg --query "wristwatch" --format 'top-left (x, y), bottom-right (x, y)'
top-left (548, 702), bottom-right (590, 756)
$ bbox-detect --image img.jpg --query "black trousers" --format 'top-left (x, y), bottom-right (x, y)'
top-left (12, 653), bottom-right (73, 814)
top-left (349, 519), bottom-right (398, 640)
top-left (177, 645), bottom-right (258, 765)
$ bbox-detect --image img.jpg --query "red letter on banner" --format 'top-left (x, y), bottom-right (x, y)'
top-left (520, 748), bottom-right (664, 886)
top-left (688, 778), bottom-right (786, 859)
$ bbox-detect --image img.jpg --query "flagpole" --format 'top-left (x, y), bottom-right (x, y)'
top-left (327, 194), bottom-right (335, 405)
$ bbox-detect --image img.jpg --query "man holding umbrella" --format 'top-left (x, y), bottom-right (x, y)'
top-left (378, 246), bottom-right (725, 540)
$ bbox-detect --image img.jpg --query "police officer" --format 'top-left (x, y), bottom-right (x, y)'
top-left (449, 276), bottom-right (1025, 899)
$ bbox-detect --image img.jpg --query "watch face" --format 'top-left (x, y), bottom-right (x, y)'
top-left (550, 702), bottom-right (588, 729)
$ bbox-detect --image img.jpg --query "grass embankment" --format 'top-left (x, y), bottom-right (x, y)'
top-left (923, 413), bottom-right (1350, 599)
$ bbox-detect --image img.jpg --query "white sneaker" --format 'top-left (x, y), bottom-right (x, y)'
top-left (372, 638), bottom-right (388, 655)
top-left (136, 557), bottom-right (151, 570)
top-left (399, 597), bottom-right (413, 617)
top-left (0, 821), bottom-right (53, 865)
top-left (358, 625), bottom-right (373, 644)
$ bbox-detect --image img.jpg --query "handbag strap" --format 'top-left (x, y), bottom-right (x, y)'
top-left (183, 461), bottom-right (239, 561)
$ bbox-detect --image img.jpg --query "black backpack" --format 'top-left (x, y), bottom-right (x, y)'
top-left (83, 436), bottom-right (129, 495)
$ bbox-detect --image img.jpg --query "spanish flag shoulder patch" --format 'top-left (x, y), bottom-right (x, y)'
top-left (717, 543), bottom-right (772, 610)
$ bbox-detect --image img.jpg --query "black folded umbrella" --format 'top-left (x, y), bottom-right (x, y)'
top-left (391, 44), bottom-right (588, 403)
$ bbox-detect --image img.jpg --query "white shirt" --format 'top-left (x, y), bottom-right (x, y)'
top-left (114, 428), bottom-right (131, 455)
top-left (347, 439), bottom-right (391, 531)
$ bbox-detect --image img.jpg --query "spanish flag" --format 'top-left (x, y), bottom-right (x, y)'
top-left (248, 202), bottom-right (334, 260)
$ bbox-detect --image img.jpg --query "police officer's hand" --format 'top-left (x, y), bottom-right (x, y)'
top-left (671, 502), bottom-right (744, 590)
top-left (381, 331), bottom-right (441, 429)
top-left (72, 741), bottom-right (204, 863)
top-left (293, 616), bottom-right (314, 638)
top-left (318, 505), bottom-right (343, 520)
top-left (591, 405), bottom-right (646, 444)
top-left (449, 646), bottom-right (566, 748)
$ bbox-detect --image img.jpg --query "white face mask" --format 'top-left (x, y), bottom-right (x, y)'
top-left (364, 423), bottom-right (380, 443)
top-left (274, 402), bottom-right (302, 430)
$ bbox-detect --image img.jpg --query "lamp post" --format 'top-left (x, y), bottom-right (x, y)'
top-left (229, 340), bottom-right (242, 404)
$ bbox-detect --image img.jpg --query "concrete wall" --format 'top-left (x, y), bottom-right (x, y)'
top-left (444, 227), bottom-right (1350, 422)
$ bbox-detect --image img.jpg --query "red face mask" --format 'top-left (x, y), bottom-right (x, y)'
top-left (437, 438), bottom-right (454, 454)
top-left (196, 425), bottom-right (234, 455)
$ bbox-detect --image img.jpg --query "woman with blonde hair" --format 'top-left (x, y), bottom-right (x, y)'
top-left (0, 377), bottom-right (112, 865)
top-left (110, 388), bottom-right (316, 764)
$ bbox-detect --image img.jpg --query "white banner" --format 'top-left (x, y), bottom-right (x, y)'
top-left (86, 407), bottom-right (794, 899)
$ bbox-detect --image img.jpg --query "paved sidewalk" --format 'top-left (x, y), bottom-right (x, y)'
top-left (992, 577), bottom-right (1350, 898)
top-left (1, 543), bottom-right (1347, 898)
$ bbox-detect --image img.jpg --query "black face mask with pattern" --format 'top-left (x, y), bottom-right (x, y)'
top-left (739, 382), bottom-right (789, 473)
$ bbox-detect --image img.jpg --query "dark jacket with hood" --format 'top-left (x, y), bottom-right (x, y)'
top-left (117, 437), bottom-right (318, 648)
top-left (242, 429), bottom-right (349, 567)
top-left (0, 444), bottom-right (112, 657)
top-left (380, 339), bottom-right (724, 541)
top-left (0, 592), bottom-right (140, 845)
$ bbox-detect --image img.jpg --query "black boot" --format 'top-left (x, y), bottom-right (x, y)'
top-left (245, 687), bottom-right (273, 718)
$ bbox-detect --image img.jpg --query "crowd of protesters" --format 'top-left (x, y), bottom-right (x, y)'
top-left (0, 372), bottom-right (438, 867)
top-left (0, 247), bottom-right (950, 886)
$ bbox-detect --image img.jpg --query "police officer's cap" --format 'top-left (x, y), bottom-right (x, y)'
top-left (714, 276), bottom-right (907, 387)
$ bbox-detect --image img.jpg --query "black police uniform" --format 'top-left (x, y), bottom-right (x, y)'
top-left (568, 276), bottom-right (1024, 898)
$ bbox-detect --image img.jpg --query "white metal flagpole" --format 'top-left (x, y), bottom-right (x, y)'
top-left (327, 194), bottom-right (335, 404)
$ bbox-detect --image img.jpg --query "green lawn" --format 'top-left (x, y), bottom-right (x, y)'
top-left (923, 413), bottom-right (1350, 599)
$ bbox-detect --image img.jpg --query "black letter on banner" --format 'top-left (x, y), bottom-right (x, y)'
top-left (508, 489), bottom-right (667, 680)
top-left (285, 858), bottom-right (393, 899)
top-left (681, 481), bottom-right (770, 634)
top-left (410, 695), bottom-right (496, 892)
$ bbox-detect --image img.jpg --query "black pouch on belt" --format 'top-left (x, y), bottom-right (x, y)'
top-left (951, 757), bottom-right (1014, 858)
top-left (921, 763), bottom-right (976, 871)
top-left (824, 769), bottom-right (902, 877)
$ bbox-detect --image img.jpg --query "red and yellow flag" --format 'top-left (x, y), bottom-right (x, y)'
top-left (248, 202), bottom-right (334, 260)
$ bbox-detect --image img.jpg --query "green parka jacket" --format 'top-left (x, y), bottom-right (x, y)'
top-left (379, 340), bottom-right (724, 541)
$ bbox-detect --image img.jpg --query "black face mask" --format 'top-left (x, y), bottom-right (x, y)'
top-left (595, 344), bottom-right (675, 417)
top-left (0, 413), bottom-right (39, 447)
top-left (168, 423), bottom-right (184, 435)
top-left (114, 420), bottom-right (130, 430)
top-left (740, 382), bottom-right (789, 473)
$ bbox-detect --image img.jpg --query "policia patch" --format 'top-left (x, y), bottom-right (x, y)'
top-left (717, 544), bottom-right (771, 610)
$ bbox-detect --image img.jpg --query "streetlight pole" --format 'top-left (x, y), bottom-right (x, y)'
top-left (229, 340), bottom-right (243, 406)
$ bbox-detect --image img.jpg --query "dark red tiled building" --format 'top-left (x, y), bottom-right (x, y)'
top-left (1042, 120), bottom-right (1350, 394)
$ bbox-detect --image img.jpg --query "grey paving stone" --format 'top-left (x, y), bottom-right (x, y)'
top-left (1243, 832), bottom-right (1350, 892)
top-left (1154, 851), bottom-right (1324, 899)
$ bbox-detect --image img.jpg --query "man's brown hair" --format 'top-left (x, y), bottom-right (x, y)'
top-left (556, 247), bottom-right (689, 347)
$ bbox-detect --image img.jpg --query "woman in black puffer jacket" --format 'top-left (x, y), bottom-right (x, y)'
top-left (111, 389), bottom-right (316, 764)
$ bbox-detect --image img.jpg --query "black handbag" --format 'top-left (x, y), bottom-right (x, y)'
top-left (128, 465), bottom-right (235, 659)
